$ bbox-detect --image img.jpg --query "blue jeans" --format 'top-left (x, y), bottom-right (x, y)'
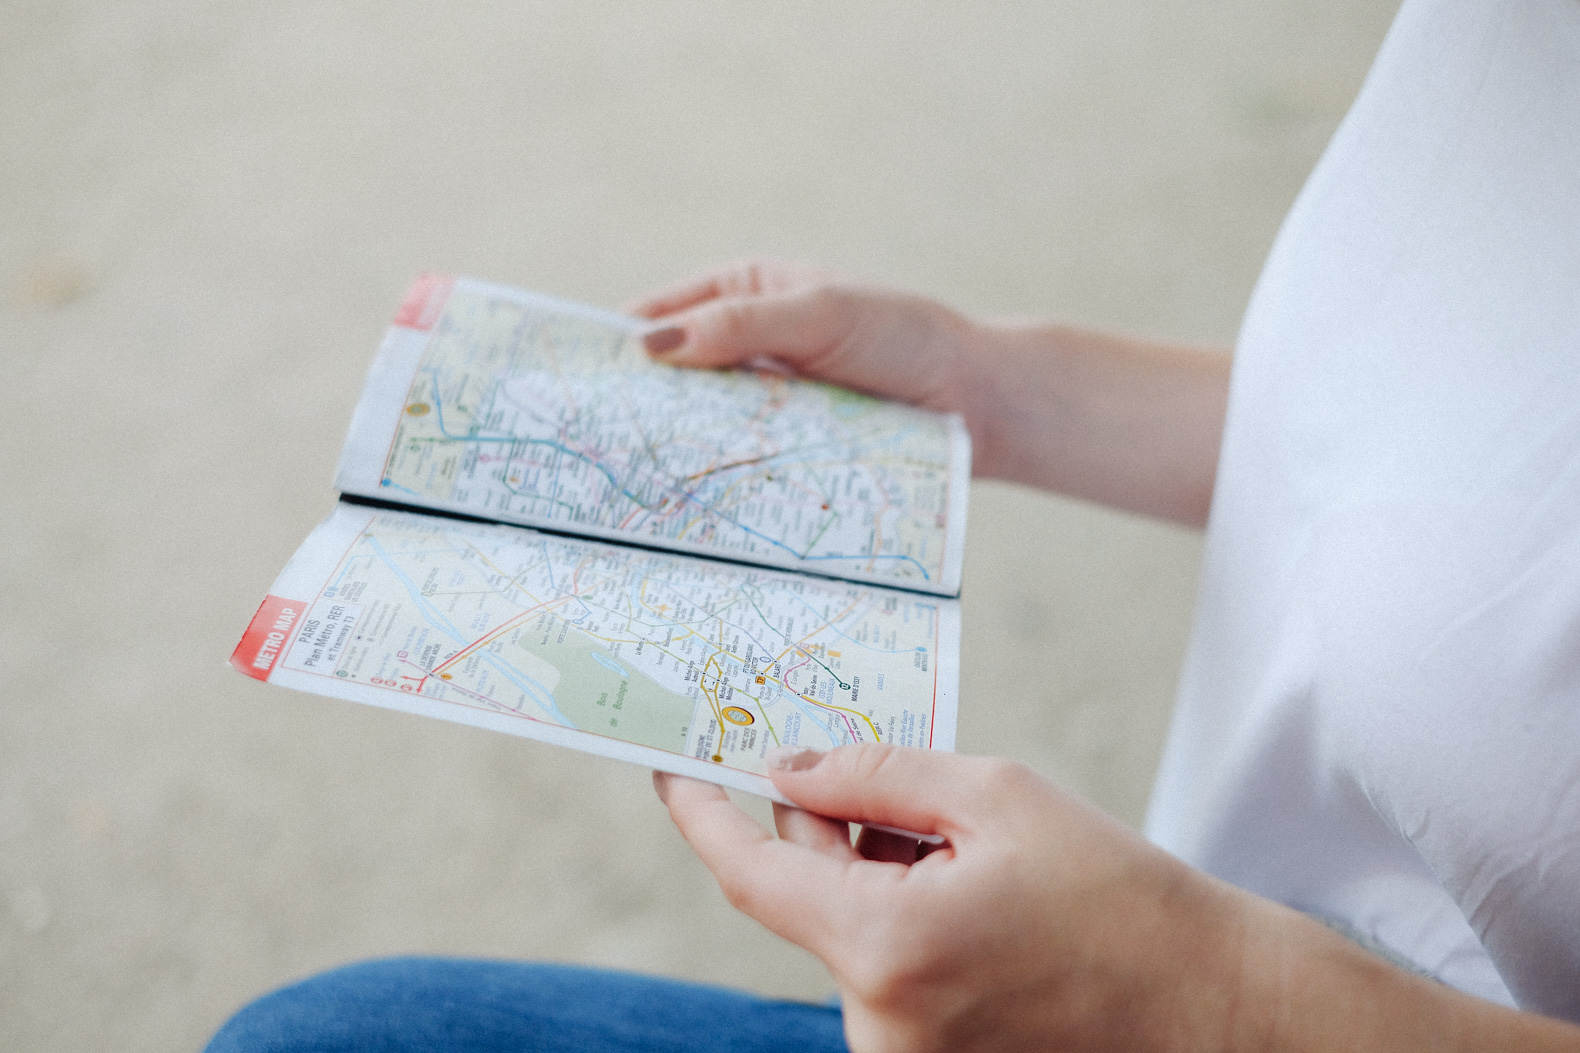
top-left (205, 957), bottom-right (849, 1053)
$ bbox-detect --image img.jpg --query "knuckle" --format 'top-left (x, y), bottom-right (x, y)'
top-left (716, 873), bottom-right (757, 914)
top-left (715, 258), bottom-right (772, 297)
top-left (838, 742), bottom-right (898, 783)
top-left (689, 301), bottom-right (752, 355)
top-left (714, 301), bottom-right (756, 344)
top-left (804, 283), bottom-right (850, 320)
top-left (801, 285), bottom-right (860, 347)
top-left (803, 281), bottom-right (845, 308)
top-left (743, 259), bottom-right (770, 295)
top-left (726, 257), bottom-right (822, 297)
top-left (840, 936), bottom-right (931, 1009)
top-left (977, 756), bottom-right (1037, 800)
top-left (841, 952), bottom-right (902, 1005)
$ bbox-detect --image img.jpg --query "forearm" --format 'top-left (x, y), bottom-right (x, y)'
top-left (1224, 897), bottom-right (1580, 1053)
top-left (963, 321), bottom-right (1231, 527)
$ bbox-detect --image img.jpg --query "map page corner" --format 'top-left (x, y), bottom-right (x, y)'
top-left (230, 593), bottom-right (311, 682)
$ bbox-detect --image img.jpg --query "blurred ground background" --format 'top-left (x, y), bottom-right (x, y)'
top-left (1, 1), bottom-right (1397, 1048)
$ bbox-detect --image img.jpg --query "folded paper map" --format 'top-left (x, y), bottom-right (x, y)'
top-left (231, 276), bottom-right (968, 800)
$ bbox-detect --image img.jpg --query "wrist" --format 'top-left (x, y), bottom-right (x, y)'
top-left (1127, 867), bottom-right (1266, 1053)
top-left (946, 315), bottom-right (1023, 478)
top-left (953, 318), bottom-right (1097, 483)
top-left (1217, 895), bottom-right (1578, 1053)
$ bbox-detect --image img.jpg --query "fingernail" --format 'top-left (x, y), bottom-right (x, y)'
top-left (643, 326), bottom-right (686, 355)
top-left (764, 747), bottom-right (825, 772)
top-left (651, 770), bottom-right (670, 804)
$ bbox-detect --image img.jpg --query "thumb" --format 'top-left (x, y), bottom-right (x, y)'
top-left (766, 744), bottom-right (998, 843)
top-left (641, 288), bottom-right (853, 371)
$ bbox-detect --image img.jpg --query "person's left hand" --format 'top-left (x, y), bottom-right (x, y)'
top-left (652, 744), bottom-right (1261, 1053)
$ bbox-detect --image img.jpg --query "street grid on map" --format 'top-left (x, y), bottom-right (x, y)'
top-left (369, 282), bottom-right (965, 594)
top-left (276, 509), bottom-right (949, 778)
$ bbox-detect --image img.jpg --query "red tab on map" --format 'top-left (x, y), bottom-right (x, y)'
top-left (230, 595), bottom-right (307, 681)
top-left (392, 273), bottom-right (455, 331)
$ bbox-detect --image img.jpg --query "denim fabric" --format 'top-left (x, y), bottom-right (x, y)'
top-left (205, 957), bottom-right (849, 1053)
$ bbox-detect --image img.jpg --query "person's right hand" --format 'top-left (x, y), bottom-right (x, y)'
top-left (655, 745), bottom-right (1580, 1053)
top-left (654, 744), bottom-right (1255, 1053)
top-left (627, 260), bottom-right (990, 435)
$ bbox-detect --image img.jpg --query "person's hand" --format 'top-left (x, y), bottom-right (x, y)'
top-left (654, 745), bottom-right (1580, 1053)
top-left (652, 744), bottom-right (1257, 1052)
top-left (627, 260), bottom-right (990, 435)
top-left (628, 261), bottom-right (1236, 523)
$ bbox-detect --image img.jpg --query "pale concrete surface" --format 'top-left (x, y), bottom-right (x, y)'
top-left (0, 1), bottom-right (1397, 1048)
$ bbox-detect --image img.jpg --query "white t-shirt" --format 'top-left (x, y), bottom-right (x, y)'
top-left (1145, 0), bottom-right (1580, 1021)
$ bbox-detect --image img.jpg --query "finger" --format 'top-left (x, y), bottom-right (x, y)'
top-left (625, 260), bottom-right (824, 319)
top-left (773, 802), bottom-right (857, 859)
top-left (654, 772), bottom-right (848, 951)
top-left (624, 261), bottom-right (768, 318)
top-left (644, 289), bottom-right (852, 371)
top-left (767, 744), bottom-right (1021, 841)
top-left (625, 273), bottom-right (733, 320)
top-left (853, 825), bottom-right (920, 865)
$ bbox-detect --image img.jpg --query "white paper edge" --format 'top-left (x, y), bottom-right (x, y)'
top-left (928, 598), bottom-right (962, 752)
top-left (334, 325), bottom-right (433, 495)
top-left (939, 413), bottom-right (972, 598)
top-left (248, 502), bottom-right (963, 807)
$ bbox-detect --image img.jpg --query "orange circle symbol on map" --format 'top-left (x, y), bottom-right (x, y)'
top-left (406, 402), bottom-right (430, 416)
top-left (722, 706), bottom-right (754, 726)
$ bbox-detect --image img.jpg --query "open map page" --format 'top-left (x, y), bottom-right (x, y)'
top-left (336, 276), bottom-right (970, 596)
top-left (233, 505), bottom-right (959, 799)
